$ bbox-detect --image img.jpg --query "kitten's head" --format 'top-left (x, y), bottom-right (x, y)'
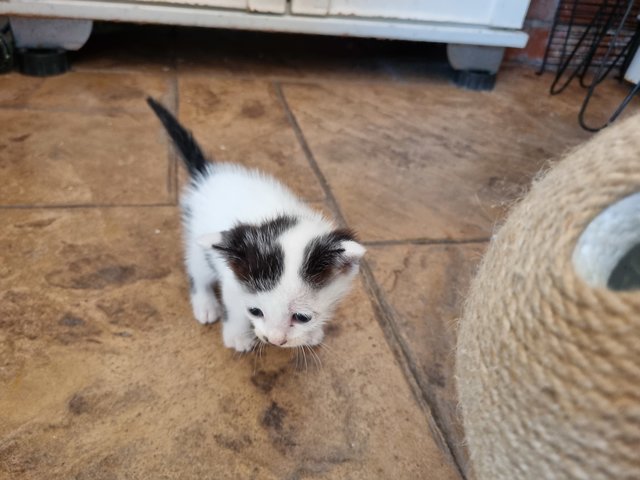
top-left (198, 215), bottom-right (365, 348)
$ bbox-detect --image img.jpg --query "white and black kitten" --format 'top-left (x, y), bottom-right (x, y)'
top-left (147, 98), bottom-right (365, 352)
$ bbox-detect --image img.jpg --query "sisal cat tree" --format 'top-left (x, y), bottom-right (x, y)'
top-left (457, 112), bottom-right (640, 479)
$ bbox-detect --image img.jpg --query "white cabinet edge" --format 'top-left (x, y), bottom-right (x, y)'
top-left (291, 0), bottom-right (329, 16)
top-left (0, 0), bottom-right (529, 48)
top-left (248, 0), bottom-right (286, 14)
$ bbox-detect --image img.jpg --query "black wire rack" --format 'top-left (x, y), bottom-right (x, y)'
top-left (538, 0), bottom-right (640, 131)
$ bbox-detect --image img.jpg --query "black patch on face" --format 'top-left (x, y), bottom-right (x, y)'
top-left (188, 275), bottom-right (195, 294)
top-left (211, 215), bottom-right (298, 292)
top-left (300, 228), bottom-right (357, 289)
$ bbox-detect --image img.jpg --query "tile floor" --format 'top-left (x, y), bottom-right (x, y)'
top-left (1, 23), bottom-right (638, 480)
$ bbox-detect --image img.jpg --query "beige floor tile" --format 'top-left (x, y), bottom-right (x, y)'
top-left (366, 242), bottom-right (487, 477)
top-left (177, 76), bottom-right (325, 202)
top-left (4, 23), bottom-right (634, 477)
top-left (0, 208), bottom-right (460, 479)
top-left (0, 73), bottom-right (43, 107)
top-left (9, 71), bottom-right (173, 113)
top-left (0, 109), bottom-right (173, 206)
top-left (280, 67), bottom-right (636, 242)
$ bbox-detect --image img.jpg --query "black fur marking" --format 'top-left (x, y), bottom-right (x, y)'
top-left (213, 215), bottom-right (298, 293)
top-left (300, 229), bottom-right (357, 289)
top-left (147, 97), bottom-right (209, 178)
top-left (188, 275), bottom-right (195, 294)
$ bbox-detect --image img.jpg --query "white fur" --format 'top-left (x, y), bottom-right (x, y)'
top-left (182, 163), bottom-right (365, 352)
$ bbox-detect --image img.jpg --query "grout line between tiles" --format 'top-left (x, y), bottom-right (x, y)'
top-left (359, 260), bottom-right (466, 478)
top-left (274, 80), bottom-right (465, 479)
top-left (272, 83), bottom-right (341, 219)
top-left (175, 70), bottom-right (452, 89)
top-left (363, 237), bottom-right (490, 247)
top-left (61, 63), bottom-right (452, 90)
top-left (0, 104), bottom-right (152, 117)
top-left (0, 203), bottom-right (177, 210)
top-left (70, 65), bottom-right (177, 76)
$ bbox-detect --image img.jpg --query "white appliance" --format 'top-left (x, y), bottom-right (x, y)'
top-left (2, 0), bottom-right (531, 73)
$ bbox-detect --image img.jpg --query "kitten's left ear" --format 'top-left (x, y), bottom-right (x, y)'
top-left (339, 240), bottom-right (366, 263)
top-left (196, 232), bottom-right (224, 249)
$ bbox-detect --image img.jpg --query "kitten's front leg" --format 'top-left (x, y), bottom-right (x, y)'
top-left (191, 288), bottom-right (220, 325)
top-left (186, 242), bottom-right (220, 324)
top-left (222, 314), bottom-right (256, 353)
top-left (221, 284), bottom-right (256, 352)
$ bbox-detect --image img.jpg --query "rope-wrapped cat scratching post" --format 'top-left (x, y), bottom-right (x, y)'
top-left (456, 113), bottom-right (640, 479)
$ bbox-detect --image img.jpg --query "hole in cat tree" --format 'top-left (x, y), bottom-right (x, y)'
top-left (608, 243), bottom-right (640, 291)
top-left (572, 192), bottom-right (640, 291)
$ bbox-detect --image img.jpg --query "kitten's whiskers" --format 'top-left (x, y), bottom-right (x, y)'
top-left (306, 344), bottom-right (323, 370)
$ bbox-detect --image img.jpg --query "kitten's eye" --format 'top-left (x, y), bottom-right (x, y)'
top-left (292, 313), bottom-right (311, 323)
top-left (248, 308), bottom-right (264, 317)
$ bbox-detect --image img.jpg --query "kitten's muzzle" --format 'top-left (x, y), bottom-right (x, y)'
top-left (256, 333), bottom-right (286, 346)
top-left (267, 336), bottom-right (287, 346)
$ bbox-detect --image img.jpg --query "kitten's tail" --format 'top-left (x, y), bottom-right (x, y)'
top-left (146, 97), bottom-right (209, 177)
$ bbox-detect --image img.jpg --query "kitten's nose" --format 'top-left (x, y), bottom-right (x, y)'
top-left (268, 336), bottom-right (287, 346)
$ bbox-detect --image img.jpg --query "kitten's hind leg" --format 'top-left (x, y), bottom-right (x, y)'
top-left (186, 242), bottom-right (220, 324)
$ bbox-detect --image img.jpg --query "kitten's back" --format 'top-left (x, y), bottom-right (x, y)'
top-left (185, 163), bottom-right (321, 236)
top-left (147, 96), bottom-right (325, 232)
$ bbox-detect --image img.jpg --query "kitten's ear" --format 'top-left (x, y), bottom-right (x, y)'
top-left (196, 232), bottom-right (225, 249)
top-left (302, 229), bottom-right (364, 288)
top-left (339, 240), bottom-right (366, 263)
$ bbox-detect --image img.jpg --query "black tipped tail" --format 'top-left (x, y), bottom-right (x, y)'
top-left (147, 97), bottom-right (209, 177)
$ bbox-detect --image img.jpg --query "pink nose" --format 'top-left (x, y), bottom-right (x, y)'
top-left (269, 337), bottom-right (287, 346)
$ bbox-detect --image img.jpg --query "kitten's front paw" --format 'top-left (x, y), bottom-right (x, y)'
top-left (224, 332), bottom-right (256, 353)
top-left (191, 292), bottom-right (220, 325)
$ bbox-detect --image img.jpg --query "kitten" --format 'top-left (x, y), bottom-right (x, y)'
top-left (147, 98), bottom-right (365, 352)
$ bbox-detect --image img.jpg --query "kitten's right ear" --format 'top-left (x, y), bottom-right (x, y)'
top-left (196, 232), bottom-right (225, 250)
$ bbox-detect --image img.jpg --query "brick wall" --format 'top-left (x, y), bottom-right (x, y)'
top-left (505, 0), bottom-right (559, 66)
